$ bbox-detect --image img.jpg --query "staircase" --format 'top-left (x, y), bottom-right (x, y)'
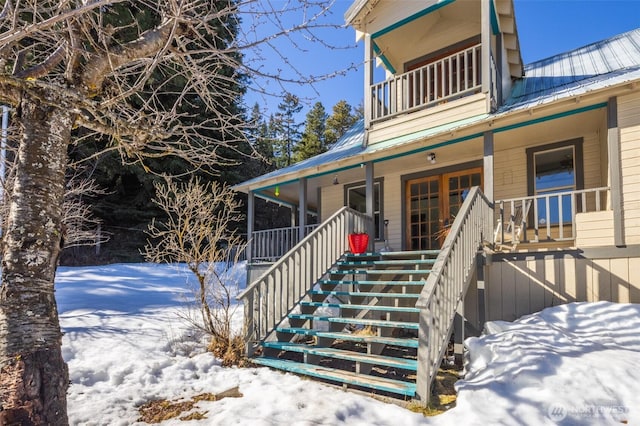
top-left (251, 250), bottom-right (439, 398)
top-left (239, 189), bottom-right (493, 405)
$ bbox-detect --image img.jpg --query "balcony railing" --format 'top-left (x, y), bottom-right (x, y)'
top-left (370, 43), bottom-right (482, 122)
top-left (250, 224), bottom-right (319, 262)
top-left (494, 187), bottom-right (610, 248)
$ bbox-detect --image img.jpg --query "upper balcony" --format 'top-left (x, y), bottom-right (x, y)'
top-left (370, 42), bottom-right (486, 122)
top-left (347, 0), bottom-right (523, 144)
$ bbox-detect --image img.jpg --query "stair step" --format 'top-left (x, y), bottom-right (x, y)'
top-left (344, 253), bottom-right (381, 259)
top-left (275, 327), bottom-right (419, 348)
top-left (252, 357), bottom-right (416, 396)
top-left (300, 301), bottom-right (420, 313)
top-left (338, 259), bottom-right (436, 266)
top-left (329, 269), bottom-right (432, 275)
top-left (288, 314), bottom-right (419, 330)
top-left (380, 250), bottom-right (440, 258)
top-left (261, 342), bottom-right (418, 371)
top-left (318, 280), bottom-right (426, 286)
top-left (310, 290), bottom-right (420, 298)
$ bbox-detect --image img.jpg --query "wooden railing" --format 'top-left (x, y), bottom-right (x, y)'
top-left (494, 187), bottom-right (610, 248)
top-left (370, 44), bottom-right (482, 122)
top-left (415, 187), bottom-right (492, 404)
top-left (250, 224), bottom-right (319, 262)
top-left (237, 207), bottom-right (372, 356)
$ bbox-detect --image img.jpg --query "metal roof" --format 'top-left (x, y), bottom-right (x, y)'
top-left (501, 28), bottom-right (640, 111)
top-left (234, 28), bottom-right (640, 192)
top-left (235, 120), bottom-right (366, 190)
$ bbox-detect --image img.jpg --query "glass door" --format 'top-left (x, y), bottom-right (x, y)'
top-left (406, 167), bottom-right (482, 250)
top-left (406, 176), bottom-right (440, 250)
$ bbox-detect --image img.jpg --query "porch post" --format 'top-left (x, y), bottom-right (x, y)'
top-left (365, 161), bottom-right (375, 251)
top-left (290, 206), bottom-right (297, 227)
top-left (483, 131), bottom-right (494, 202)
top-left (608, 96), bottom-right (625, 246)
top-left (364, 33), bottom-right (373, 134)
top-left (298, 177), bottom-right (307, 241)
top-left (247, 190), bottom-right (254, 264)
top-left (481, 0), bottom-right (491, 94)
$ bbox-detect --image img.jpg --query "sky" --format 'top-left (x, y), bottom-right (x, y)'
top-left (58, 262), bottom-right (640, 424)
top-left (242, 0), bottom-right (640, 117)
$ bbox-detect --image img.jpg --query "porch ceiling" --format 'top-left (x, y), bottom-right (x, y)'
top-left (372, 1), bottom-right (480, 73)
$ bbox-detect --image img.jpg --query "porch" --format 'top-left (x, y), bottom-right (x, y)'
top-left (247, 187), bottom-right (613, 264)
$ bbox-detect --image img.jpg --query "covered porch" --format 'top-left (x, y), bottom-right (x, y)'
top-left (239, 100), bottom-right (619, 268)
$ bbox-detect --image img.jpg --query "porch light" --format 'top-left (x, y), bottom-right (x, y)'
top-left (428, 152), bottom-right (436, 164)
top-left (333, 175), bottom-right (339, 185)
top-left (275, 185), bottom-right (280, 197)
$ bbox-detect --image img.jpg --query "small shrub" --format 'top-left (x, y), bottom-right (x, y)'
top-left (145, 177), bottom-right (246, 366)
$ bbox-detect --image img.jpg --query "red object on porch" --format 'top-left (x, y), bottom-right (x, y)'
top-left (348, 233), bottom-right (369, 254)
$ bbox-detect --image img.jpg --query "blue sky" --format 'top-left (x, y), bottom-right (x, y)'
top-left (243, 0), bottom-right (640, 116)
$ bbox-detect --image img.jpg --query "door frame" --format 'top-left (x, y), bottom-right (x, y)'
top-left (401, 160), bottom-right (483, 251)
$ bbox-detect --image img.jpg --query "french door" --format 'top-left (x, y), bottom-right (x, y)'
top-left (406, 167), bottom-right (482, 250)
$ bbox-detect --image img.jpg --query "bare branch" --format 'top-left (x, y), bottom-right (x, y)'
top-left (15, 42), bottom-right (67, 80)
top-left (0, 0), bottom-right (126, 47)
top-left (81, 19), bottom-right (183, 93)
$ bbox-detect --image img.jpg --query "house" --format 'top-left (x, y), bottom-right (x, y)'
top-left (234, 0), bottom-right (640, 404)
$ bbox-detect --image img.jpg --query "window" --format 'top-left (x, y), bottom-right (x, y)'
top-left (527, 139), bottom-right (583, 226)
top-left (345, 179), bottom-right (383, 240)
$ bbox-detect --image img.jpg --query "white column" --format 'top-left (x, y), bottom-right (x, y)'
top-left (298, 178), bottom-right (307, 241)
top-left (247, 191), bottom-right (255, 263)
top-left (483, 131), bottom-right (494, 202)
top-left (608, 97), bottom-right (625, 246)
top-left (364, 34), bottom-right (373, 134)
top-left (365, 162), bottom-right (375, 250)
top-left (481, 0), bottom-right (491, 94)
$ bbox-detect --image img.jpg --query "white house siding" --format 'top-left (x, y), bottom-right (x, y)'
top-left (575, 211), bottom-right (615, 247)
top-left (618, 91), bottom-right (640, 245)
top-left (368, 93), bottom-right (487, 145)
top-left (493, 109), bottom-right (605, 203)
top-left (486, 254), bottom-right (640, 322)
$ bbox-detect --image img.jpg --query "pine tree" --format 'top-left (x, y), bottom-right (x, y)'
top-left (294, 102), bottom-right (327, 162)
top-left (273, 93), bottom-right (303, 167)
top-left (325, 100), bottom-right (361, 147)
top-left (246, 103), bottom-right (276, 176)
top-left (65, 1), bottom-right (247, 263)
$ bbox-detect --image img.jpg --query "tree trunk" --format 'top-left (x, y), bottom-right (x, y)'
top-left (0, 93), bottom-right (71, 425)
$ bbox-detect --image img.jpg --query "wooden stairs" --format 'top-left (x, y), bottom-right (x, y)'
top-left (251, 250), bottom-right (440, 398)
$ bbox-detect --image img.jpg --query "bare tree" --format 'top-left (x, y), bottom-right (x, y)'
top-left (145, 177), bottom-right (245, 366)
top-left (0, 0), bottom-right (351, 423)
top-left (62, 167), bottom-right (109, 249)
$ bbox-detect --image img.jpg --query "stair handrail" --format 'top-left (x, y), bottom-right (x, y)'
top-left (237, 206), bottom-right (372, 356)
top-left (414, 186), bottom-right (493, 404)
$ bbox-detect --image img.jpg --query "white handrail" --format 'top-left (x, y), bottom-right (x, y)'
top-left (237, 207), bottom-right (372, 356)
top-left (251, 224), bottom-right (320, 262)
top-left (415, 186), bottom-right (492, 404)
top-left (495, 187), bottom-right (610, 247)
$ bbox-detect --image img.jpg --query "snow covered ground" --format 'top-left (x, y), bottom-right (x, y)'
top-left (57, 263), bottom-right (640, 425)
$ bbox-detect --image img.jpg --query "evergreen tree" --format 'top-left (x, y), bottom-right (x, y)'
top-left (65, 1), bottom-right (247, 263)
top-left (294, 102), bottom-right (327, 162)
top-left (246, 103), bottom-right (277, 176)
top-left (325, 100), bottom-right (361, 147)
top-left (273, 93), bottom-right (303, 167)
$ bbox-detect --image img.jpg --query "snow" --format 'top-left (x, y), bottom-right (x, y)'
top-left (58, 263), bottom-right (640, 425)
